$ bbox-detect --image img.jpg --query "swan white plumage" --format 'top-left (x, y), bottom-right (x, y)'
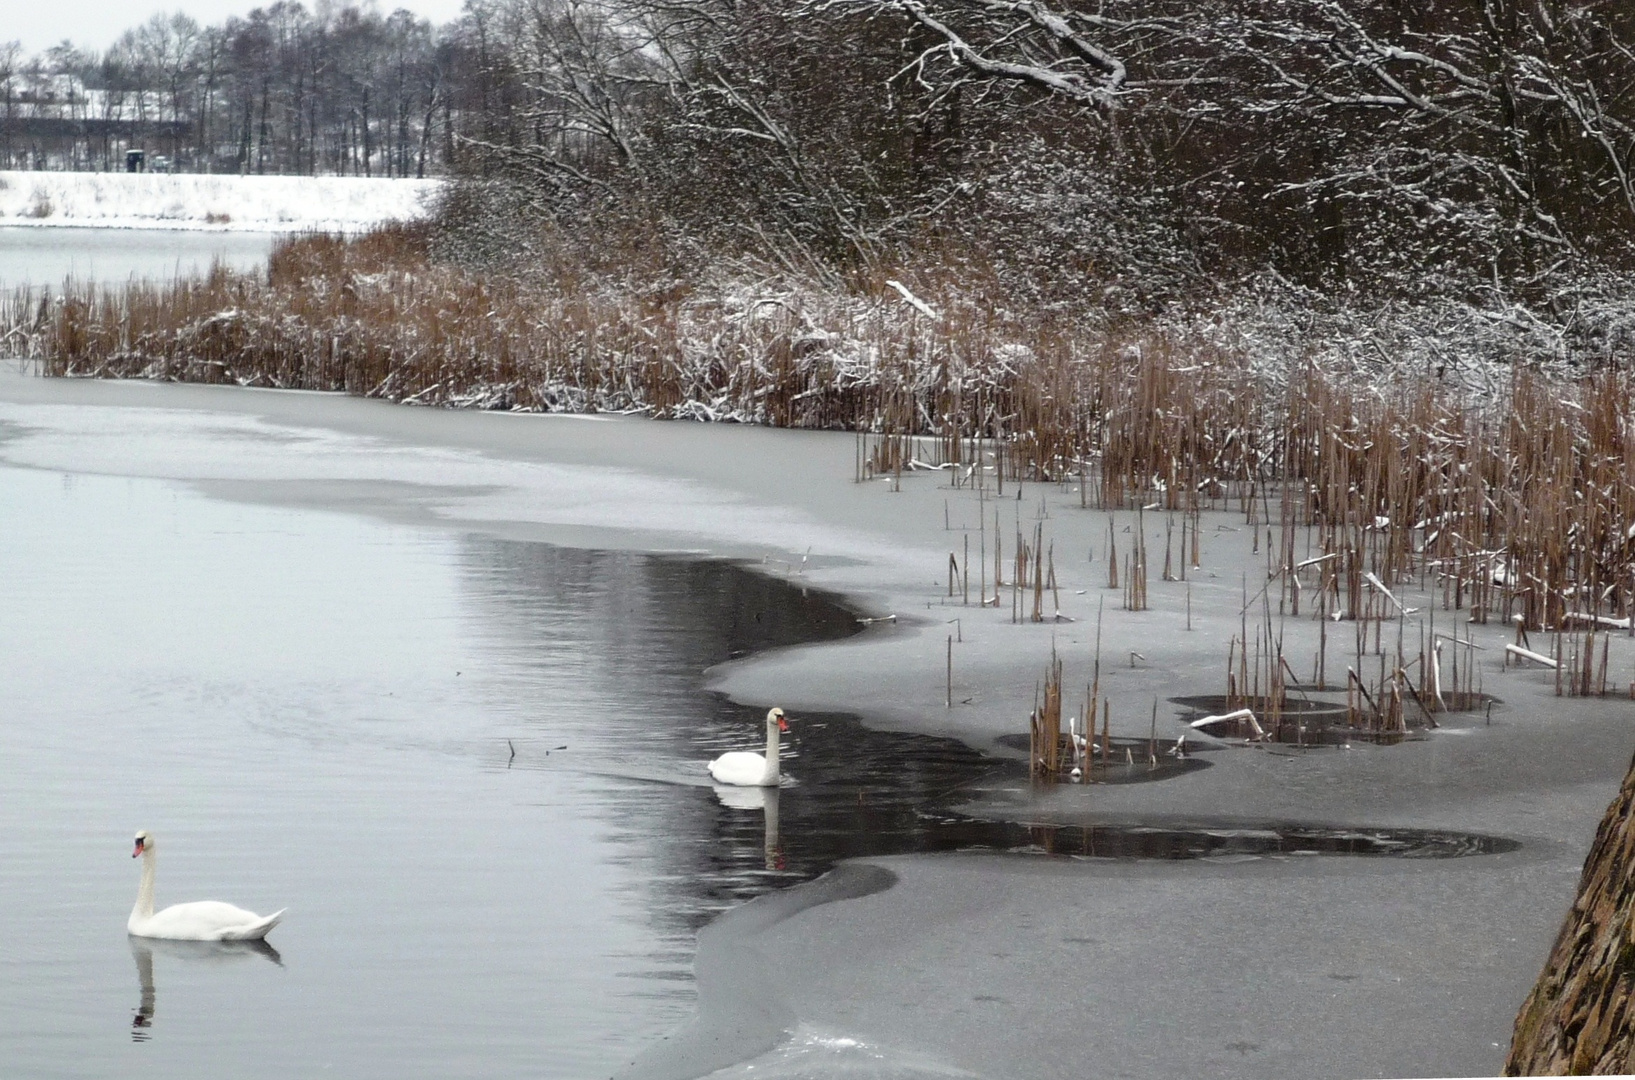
top-left (708, 708), bottom-right (788, 787)
top-left (127, 831), bottom-right (285, 942)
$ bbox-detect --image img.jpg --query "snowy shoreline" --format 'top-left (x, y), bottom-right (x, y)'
top-left (0, 171), bottom-right (441, 233)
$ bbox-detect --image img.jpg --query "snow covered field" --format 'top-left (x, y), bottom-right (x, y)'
top-left (0, 171), bottom-right (441, 232)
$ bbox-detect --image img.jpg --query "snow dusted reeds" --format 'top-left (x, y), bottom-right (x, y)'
top-left (6, 226), bottom-right (1021, 426)
top-left (1029, 647), bottom-right (1065, 780)
top-left (8, 227), bottom-right (1635, 670)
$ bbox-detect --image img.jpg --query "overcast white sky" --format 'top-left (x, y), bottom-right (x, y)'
top-left (11, 0), bottom-right (469, 54)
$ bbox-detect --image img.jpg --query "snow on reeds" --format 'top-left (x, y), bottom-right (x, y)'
top-left (7, 226), bottom-right (1635, 644)
top-left (2, 226), bottom-right (1110, 429)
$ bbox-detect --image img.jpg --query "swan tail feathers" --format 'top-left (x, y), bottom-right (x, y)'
top-left (224, 908), bottom-right (285, 941)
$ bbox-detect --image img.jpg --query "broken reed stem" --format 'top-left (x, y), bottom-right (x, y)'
top-left (963, 533), bottom-right (970, 605)
top-left (1107, 518), bottom-right (1119, 592)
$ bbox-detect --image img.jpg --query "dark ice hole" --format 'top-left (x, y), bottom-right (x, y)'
top-left (476, 541), bottom-right (1521, 935)
top-left (991, 731), bottom-right (1216, 783)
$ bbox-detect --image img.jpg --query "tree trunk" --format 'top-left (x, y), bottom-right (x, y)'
top-left (1507, 748), bottom-right (1635, 1074)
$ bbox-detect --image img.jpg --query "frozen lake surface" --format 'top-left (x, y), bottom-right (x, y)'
top-left (0, 171), bottom-right (438, 233)
top-left (0, 374), bottom-right (1576, 1080)
top-left (0, 230), bottom-right (1621, 1075)
top-left (2, 387), bottom-right (1194, 1078)
top-left (0, 226), bottom-right (277, 290)
top-left (5, 457), bottom-right (1000, 1077)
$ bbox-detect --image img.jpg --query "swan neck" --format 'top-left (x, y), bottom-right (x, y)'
top-left (761, 718), bottom-right (781, 777)
top-left (133, 849), bottom-right (156, 922)
top-left (764, 721), bottom-right (781, 782)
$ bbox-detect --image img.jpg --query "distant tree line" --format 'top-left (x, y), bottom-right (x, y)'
top-left (0, 4), bottom-right (465, 177)
top-left (6, 0), bottom-right (1635, 304)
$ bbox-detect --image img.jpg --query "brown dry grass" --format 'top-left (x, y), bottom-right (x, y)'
top-left (5, 226), bottom-right (1635, 639)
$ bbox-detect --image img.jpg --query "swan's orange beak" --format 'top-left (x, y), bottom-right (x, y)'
top-left (778, 716), bottom-right (789, 732)
top-left (132, 839), bottom-right (144, 858)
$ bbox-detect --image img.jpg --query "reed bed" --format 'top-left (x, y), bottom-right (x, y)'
top-left (8, 228), bottom-right (1635, 657)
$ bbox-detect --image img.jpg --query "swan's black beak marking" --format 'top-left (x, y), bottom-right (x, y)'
top-left (132, 838), bottom-right (144, 858)
top-left (778, 716), bottom-right (790, 732)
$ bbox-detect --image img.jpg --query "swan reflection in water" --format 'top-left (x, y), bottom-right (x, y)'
top-left (713, 783), bottom-right (782, 870)
top-left (129, 936), bottom-right (282, 1040)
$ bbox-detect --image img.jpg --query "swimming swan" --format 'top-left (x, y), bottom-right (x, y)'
top-left (127, 831), bottom-right (285, 941)
top-left (708, 708), bottom-right (788, 787)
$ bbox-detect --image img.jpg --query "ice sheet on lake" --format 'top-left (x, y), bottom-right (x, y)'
top-left (704, 1026), bottom-right (986, 1079)
top-left (0, 398), bottom-right (920, 572)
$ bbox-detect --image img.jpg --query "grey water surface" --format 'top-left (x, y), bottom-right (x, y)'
top-left (0, 460), bottom-right (1532, 1080)
top-left (0, 464), bottom-right (866, 1078)
top-left (0, 232), bottom-right (1553, 1080)
top-left (4, 460), bottom-right (1092, 1078)
top-left (0, 226), bottom-right (277, 289)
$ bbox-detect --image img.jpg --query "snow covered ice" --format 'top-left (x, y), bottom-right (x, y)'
top-left (0, 171), bottom-right (440, 233)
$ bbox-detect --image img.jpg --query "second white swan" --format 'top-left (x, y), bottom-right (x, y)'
top-left (128, 831), bottom-right (285, 941)
top-left (708, 708), bottom-right (789, 787)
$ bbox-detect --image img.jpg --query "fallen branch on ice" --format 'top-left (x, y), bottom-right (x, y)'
top-left (1505, 644), bottom-right (1558, 669)
top-left (1189, 708), bottom-right (1266, 741)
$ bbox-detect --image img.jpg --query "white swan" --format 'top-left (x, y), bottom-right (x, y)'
top-left (708, 707), bottom-right (788, 787)
top-left (128, 831), bottom-right (285, 941)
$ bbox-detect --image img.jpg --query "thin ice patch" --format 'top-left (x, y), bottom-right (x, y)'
top-left (704, 1025), bottom-right (987, 1079)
